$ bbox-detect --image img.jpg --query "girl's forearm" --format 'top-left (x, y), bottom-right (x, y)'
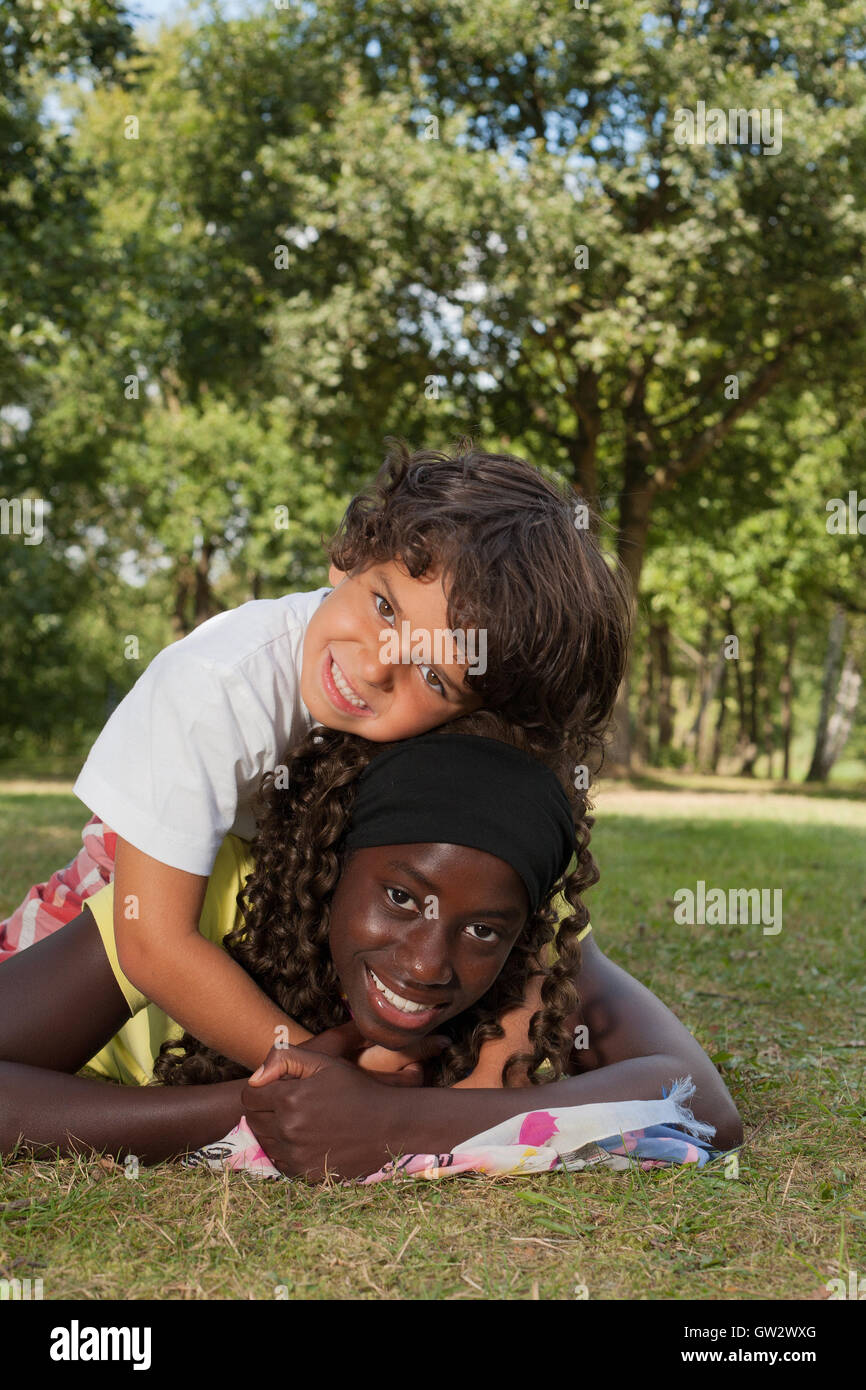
top-left (429, 1052), bottom-right (743, 1152)
top-left (118, 931), bottom-right (313, 1069)
top-left (0, 1062), bottom-right (247, 1165)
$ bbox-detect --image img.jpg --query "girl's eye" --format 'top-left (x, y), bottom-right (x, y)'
top-left (419, 663), bottom-right (445, 697)
top-left (465, 922), bottom-right (499, 943)
top-left (386, 886), bottom-right (416, 910)
top-left (374, 593), bottom-right (395, 624)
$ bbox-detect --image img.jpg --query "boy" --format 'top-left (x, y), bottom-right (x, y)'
top-left (0, 437), bottom-right (631, 1073)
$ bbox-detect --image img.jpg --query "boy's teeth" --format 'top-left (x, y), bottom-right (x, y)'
top-left (331, 658), bottom-right (368, 708)
top-left (369, 968), bottom-right (429, 1014)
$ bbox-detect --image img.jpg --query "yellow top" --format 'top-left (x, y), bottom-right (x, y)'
top-left (82, 835), bottom-right (592, 1086)
top-left (83, 834), bottom-right (255, 1086)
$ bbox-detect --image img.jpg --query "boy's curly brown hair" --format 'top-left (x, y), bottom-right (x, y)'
top-left (152, 709), bottom-right (600, 1089)
top-left (328, 435), bottom-right (632, 767)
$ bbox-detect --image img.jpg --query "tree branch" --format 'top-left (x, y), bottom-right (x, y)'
top-left (821, 585), bottom-right (866, 616)
top-left (655, 325), bottom-right (810, 490)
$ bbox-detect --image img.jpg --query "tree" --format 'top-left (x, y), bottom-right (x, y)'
top-left (0, 0), bottom-right (141, 410)
top-left (288, 0), bottom-right (866, 763)
top-left (638, 387), bottom-right (866, 780)
top-left (7, 0), bottom-right (866, 771)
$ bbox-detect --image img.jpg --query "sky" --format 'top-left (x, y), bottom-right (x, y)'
top-left (42, 0), bottom-right (263, 127)
top-left (127, 0), bottom-right (261, 37)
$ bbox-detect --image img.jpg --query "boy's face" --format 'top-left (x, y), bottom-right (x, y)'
top-left (300, 559), bottom-right (484, 741)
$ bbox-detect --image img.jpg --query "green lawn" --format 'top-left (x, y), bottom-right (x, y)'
top-left (1, 779), bottom-right (864, 1301)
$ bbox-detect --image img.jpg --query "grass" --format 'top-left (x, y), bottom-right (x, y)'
top-left (1, 777), bottom-right (864, 1301)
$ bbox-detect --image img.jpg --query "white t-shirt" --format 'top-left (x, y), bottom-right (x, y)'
top-left (73, 587), bottom-right (331, 876)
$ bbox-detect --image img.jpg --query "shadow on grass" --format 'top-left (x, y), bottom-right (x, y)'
top-left (603, 770), bottom-right (866, 802)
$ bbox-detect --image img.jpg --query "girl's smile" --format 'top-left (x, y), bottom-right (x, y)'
top-left (328, 842), bottom-right (529, 1048)
top-left (362, 963), bottom-right (449, 1030)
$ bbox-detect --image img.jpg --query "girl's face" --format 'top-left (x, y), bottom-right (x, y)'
top-left (327, 843), bottom-right (530, 1048)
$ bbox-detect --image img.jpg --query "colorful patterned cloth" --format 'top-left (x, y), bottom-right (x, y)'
top-left (182, 1076), bottom-right (723, 1184)
top-left (0, 815), bottom-right (115, 963)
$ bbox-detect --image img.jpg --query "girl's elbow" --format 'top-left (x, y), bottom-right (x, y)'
top-left (114, 927), bottom-right (153, 990)
top-left (678, 1060), bottom-right (743, 1152)
top-left (707, 1097), bottom-right (744, 1152)
top-left (718, 1112), bottom-right (744, 1152)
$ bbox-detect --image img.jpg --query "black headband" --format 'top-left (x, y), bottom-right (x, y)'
top-left (343, 733), bottom-right (575, 915)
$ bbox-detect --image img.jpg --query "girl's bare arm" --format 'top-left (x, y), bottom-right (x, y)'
top-left (113, 838), bottom-right (313, 1070)
top-left (0, 909), bottom-right (130, 1072)
top-left (446, 934), bottom-right (742, 1148)
top-left (0, 909), bottom-right (246, 1162)
top-left (0, 1063), bottom-right (247, 1165)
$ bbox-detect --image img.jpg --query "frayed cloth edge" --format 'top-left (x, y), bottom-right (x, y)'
top-left (661, 1075), bottom-right (718, 1140)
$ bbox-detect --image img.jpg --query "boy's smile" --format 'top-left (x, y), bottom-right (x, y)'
top-left (300, 560), bottom-right (484, 741)
top-left (327, 843), bottom-right (528, 1047)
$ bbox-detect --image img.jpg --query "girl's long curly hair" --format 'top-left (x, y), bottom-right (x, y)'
top-left (152, 710), bottom-right (600, 1089)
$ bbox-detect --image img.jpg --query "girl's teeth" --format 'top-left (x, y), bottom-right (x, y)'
top-left (369, 968), bottom-right (429, 1014)
top-left (331, 658), bottom-right (368, 708)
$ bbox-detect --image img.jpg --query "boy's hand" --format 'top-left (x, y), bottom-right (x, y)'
top-left (248, 1019), bottom-right (450, 1088)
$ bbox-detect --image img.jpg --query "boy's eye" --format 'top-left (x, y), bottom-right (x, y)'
top-left (465, 922), bottom-right (499, 943)
top-left (386, 886), bottom-right (416, 911)
top-left (419, 664), bottom-right (445, 697)
top-left (374, 593), bottom-right (395, 623)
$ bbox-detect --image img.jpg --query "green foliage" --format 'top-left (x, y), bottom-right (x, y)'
top-left (2, 0), bottom-right (865, 764)
top-left (0, 1), bottom-right (142, 404)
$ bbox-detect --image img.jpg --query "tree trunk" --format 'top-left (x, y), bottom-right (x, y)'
top-left (634, 628), bottom-right (654, 766)
top-left (820, 653), bottom-right (861, 778)
top-left (608, 506), bottom-right (651, 768)
top-left (731, 614), bottom-right (749, 755)
top-left (194, 542), bottom-right (216, 628)
top-left (709, 596), bottom-right (734, 773)
top-left (692, 631), bottom-right (727, 773)
top-left (683, 620), bottom-right (709, 770)
top-left (779, 617), bottom-right (797, 781)
top-left (567, 368), bottom-right (601, 510)
top-left (159, 365), bottom-right (184, 417)
top-left (762, 657), bottom-right (775, 781)
top-left (171, 559), bottom-right (195, 640)
top-left (653, 620), bottom-right (674, 754)
top-left (607, 367), bottom-right (655, 770)
top-left (710, 654), bottom-right (729, 772)
top-left (738, 625), bottom-right (763, 776)
top-left (806, 604), bottom-right (848, 782)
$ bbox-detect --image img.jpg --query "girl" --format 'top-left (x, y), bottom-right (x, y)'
top-left (0, 713), bottom-right (743, 1178)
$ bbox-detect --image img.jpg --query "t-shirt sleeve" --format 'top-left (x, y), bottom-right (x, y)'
top-left (73, 642), bottom-right (268, 876)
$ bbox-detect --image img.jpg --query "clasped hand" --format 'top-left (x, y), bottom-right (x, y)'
top-left (242, 1021), bottom-right (449, 1181)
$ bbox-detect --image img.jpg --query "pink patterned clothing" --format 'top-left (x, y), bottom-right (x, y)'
top-left (183, 1079), bottom-right (723, 1184)
top-left (0, 815), bottom-right (116, 963)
